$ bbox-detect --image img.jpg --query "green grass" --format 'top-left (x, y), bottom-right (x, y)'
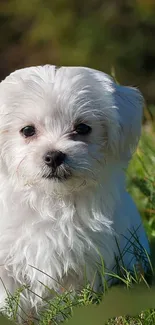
top-left (1, 126), bottom-right (155, 325)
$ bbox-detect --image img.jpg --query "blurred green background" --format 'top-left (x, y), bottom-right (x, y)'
top-left (0, 0), bottom-right (155, 121)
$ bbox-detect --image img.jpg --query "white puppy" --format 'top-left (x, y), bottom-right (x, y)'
top-left (0, 65), bottom-right (150, 319)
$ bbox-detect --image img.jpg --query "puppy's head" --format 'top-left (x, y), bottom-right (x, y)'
top-left (0, 65), bottom-right (143, 193)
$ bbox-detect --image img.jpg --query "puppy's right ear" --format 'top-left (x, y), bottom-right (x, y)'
top-left (114, 84), bottom-right (143, 162)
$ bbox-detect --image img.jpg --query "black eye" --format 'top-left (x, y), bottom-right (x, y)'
top-left (75, 123), bottom-right (92, 135)
top-left (20, 125), bottom-right (36, 137)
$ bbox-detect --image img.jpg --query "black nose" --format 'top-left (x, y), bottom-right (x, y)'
top-left (44, 151), bottom-right (66, 169)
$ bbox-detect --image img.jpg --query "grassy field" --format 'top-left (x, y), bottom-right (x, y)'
top-left (1, 125), bottom-right (155, 325)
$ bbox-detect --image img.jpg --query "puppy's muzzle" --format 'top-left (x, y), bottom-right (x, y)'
top-left (43, 151), bottom-right (70, 180)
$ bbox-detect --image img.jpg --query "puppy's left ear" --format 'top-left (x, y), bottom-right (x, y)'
top-left (114, 84), bottom-right (144, 161)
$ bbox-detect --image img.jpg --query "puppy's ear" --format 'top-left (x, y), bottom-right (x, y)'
top-left (90, 69), bottom-right (143, 162)
top-left (114, 84), bottom-right (143, 162)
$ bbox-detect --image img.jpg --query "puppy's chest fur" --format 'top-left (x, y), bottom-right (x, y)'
top-left (0, 188), bottom-right (115, 298)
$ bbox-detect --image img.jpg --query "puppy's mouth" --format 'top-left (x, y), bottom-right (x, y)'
top-left (42, 167), bottom-right (72, 181)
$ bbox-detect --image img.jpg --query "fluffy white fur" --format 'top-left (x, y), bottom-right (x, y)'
top-left (0, 65), bottom-right (150, 320)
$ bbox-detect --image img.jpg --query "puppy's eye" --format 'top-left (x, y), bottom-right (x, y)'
top-left (75, 123), bottom-right (92, 135)
top-left (20, 125), bottom-right (36, 137)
